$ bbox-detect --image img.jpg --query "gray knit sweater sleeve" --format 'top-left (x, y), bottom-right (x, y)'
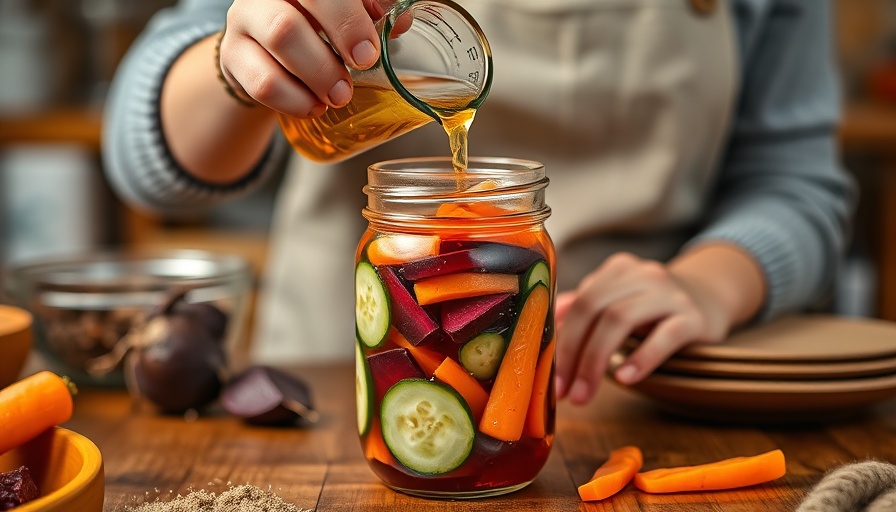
top-left (688, 0), bottom-right (856, 321)
top-left (102, 0), bottom-right (287, 215)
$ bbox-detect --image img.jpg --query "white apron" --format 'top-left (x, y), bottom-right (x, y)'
top-left (252, 0), bottom-right (738, 364)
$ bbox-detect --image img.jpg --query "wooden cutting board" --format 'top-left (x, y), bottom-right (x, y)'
top-left (675, 315), bottom-right (896, 363)
top-left (658, 356), bottom-right (896, 380)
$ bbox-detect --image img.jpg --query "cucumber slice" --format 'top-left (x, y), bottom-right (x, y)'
top-left (523, 260), bottom-right (550, 292)
top-left (356, 340), bottom-right (372, 435)
top-left (459, 332), bottom-right (507, 380)
top-left (355, 261), bottom-right (390, 348)
top-left (380, 379), bottom-right (475, 475)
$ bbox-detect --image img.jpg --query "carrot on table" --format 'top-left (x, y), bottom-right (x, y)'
top-left (389, 329), bottom-right (442, 376)
top-left (433, 357), bottom-right (489, 423)
top-left (413, 273), bottom-right (519, 306)
top-left (479, 283), bottom-right (550, 442)
top-left (634, 449), bottom-right (787, 494)
top-left (523, 337), bottom-right (556, 439)
top-left (578, 446), bottom-right (644, 502)
top-left (367, 234), bottom-right (440, 266)
top-left (0, 371), bottom-right (76, 455)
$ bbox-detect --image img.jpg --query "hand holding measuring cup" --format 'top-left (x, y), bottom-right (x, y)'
top-left (218, 0), bottom-right (387, 117)
top-left (221, 0), bottom-right (492, 162)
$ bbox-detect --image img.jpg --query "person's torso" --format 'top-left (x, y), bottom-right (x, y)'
top-left (253, 0), bottom-right (739, 363)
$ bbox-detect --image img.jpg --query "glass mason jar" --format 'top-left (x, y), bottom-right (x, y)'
top-left (354, 157), bottom-right (555, 498)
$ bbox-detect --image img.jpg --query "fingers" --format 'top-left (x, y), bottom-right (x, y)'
top-left (299, 0), bottom-right (381, 69)
top-left (554, 252), bottom-right (731, 406)
top-left (223, 0), bottom-right (382, 116)
top-left (221, 32), bottom-right (326, 117)
top-left (615, 316), bottom-right (697, 385)
top-left (554, 253), bottom-right (646, 400)
top-left (564, 295), bottom-right (675, 405)
top-left (242, 3), bottom-right (354, 109)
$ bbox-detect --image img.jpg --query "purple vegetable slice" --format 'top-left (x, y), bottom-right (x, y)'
top-left (367, 348), bottom-right (424, 404)
top-left (399, 243), bottom-right (543, 281)
top-left (441, 293), bottom-right (514, 344)
top-left (377, 265), bottom-right (441, 346)
top-left (0, 466), bottom-right (39, 511)
top-left (220, 365), bottom-right (318, 425)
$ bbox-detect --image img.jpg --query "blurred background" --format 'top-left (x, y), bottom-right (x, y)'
top-left (1, 0), bottom-right (896, 326)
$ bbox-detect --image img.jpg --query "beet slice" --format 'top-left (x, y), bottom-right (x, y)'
top-left (399, 243), bottom-right (543, 281)
top-left (220, 365), bottom-right (318, 426)
top-left (0, 466), bottom-right (39, 511)
top-left (441, 293), bottom-right (515, 344)
top-left (367, 348), bottom-right (425, 403)
top-left (377, 265), bottom-right (441, 346)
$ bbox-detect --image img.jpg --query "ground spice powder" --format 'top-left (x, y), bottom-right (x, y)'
top-left (125, 484), bottom-right (310, 512)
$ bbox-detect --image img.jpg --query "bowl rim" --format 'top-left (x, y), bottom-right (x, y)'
top-left (13, 426), bottom-right (104, 512)
top-left (3, 248), bottom-right (252, 295)
top-left (0, 304), bottom-right (32, 337)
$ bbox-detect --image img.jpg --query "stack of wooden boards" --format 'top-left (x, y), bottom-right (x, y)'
top-left (620, 315), bottom-right (896, 423)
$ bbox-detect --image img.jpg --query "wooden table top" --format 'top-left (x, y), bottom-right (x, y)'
top-left (65, 363), bottom-right (896, 511)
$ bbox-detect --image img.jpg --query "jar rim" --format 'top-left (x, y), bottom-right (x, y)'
top-left (368, 156), bottom-right (543, 175)
top-left (363, 156), bottom-right (550, 228)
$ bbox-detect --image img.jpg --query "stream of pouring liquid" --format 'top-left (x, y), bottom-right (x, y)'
top-left (439, 107), bottom-right (476, 187)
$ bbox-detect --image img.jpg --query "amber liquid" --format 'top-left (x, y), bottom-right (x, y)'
top-left (278, 74), bottom-right (478, 172)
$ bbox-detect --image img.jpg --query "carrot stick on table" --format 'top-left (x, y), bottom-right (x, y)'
top-left (523, 337), bottom-right (556, 439)
top-left (634, 449), bottom-right (787, 493)
top-left (578, 446), bottom-right (644, 501)
top-left (0, 371), bottom-right (76, 455)
top-left (433, 357), bottom-right (489, 423)
top-left (479, 283), bottom-right (550, 442)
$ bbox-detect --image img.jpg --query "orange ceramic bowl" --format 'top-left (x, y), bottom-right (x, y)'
top-left (0, 427), bottom-right (104, 511)
top-left (0, 305), bottom-right (32, 389)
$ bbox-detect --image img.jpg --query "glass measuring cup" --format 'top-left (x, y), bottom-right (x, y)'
top-left (277, 0), bottom-right (493, 163)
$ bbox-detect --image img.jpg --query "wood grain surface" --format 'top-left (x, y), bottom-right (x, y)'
top-left (64, 364), bottom-right (896, 511)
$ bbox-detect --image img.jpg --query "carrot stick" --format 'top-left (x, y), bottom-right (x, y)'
top-left (0, 371), bottom-right (76, 455)
top-left (414, 273), bottom-right (519, 306)
top-left (367, 234), bottom-right (440, 266)
top-left (364, 419), bottom-right (395, 465)
top-left (634, 449), bottom-right (787, 493)
top-left (523, 337), bottom-right (555, 439)
top-left (389, 329), bottom-right (442, 376)
top-left (578, 446), bottom-right (644, 501)
top-left (479, 283), bottom-right (550, 442)
top-left (433, 357), bottom-right (489, 423)
top-left (436, 180), bottom-right (500, 218)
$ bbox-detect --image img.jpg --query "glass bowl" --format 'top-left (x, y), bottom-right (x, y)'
top-left (3, 249), bottom-right (252, 387)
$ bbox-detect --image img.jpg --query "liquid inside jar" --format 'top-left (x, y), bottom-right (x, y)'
top-left (355, 169), bottom-right (555, 498)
